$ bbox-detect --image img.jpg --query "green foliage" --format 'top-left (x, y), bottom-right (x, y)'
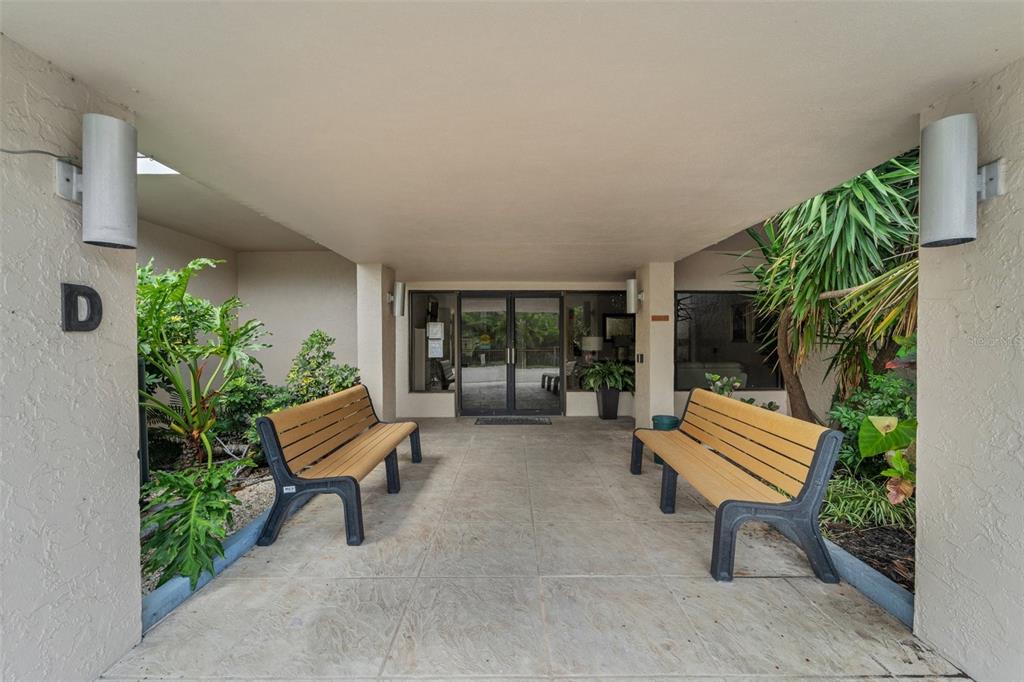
top-left (137, 259), bottom-right (268, 467)
top-left (581, 361), bottom-right (635, 392)
top-left (141, 459), bottom-right (252, 590)
top-left (828, 371), bottom-right (915, 475)
top-left (745, 152), bottom-right (919, 395)
top-left (858, 416), bottom-right (917, 459)
top-left (705, 374), bottom-right (779, 411)
top-left (212, 363), bottom-right (272, 442)
top-left (286, 330), bottom-right (360, 404)
top-left (820, 475), bottom-right (916, 530)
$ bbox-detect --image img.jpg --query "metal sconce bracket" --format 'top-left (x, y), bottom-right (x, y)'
top-left (977, 158), bottom-right (1006, 202)
top-left (55, 159), bottom-right (83, 203)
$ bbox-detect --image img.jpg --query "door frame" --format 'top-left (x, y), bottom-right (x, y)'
top-left (456, 291), bottom-right (564, 416)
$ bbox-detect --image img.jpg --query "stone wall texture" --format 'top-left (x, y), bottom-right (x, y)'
top-left (916, 57), bottom-right (1024, 681)
top-left (0, 37), bottom-right (141, 679)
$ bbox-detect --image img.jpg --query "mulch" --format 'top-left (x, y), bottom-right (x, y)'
top-left (824, 521), bottom-right (915, 591)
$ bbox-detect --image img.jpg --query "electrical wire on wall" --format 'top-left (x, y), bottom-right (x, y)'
top-left (1, 148), bottom-right (77, 163)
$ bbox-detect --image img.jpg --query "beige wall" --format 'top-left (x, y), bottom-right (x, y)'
top-left (0, 37), bottom-right (141, 680)
top-left (633, 263), bottom-right (676, 428)
top-left (357, 264), bottom-right (397, 420)
top-left (237, 251), bottom-right (357, 384)
top-left (915, 58), bottom-right (1024, 682)
top-left (137, 219), bottom-right (238, 305)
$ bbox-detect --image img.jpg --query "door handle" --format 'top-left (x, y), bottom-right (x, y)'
top-left (506, 347), bottom-right (511, 364)
top-left (511, 347), bottom-right (516, 365)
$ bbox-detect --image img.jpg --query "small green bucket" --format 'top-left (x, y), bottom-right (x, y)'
top-left (650, 415), bottom-right (681, 464)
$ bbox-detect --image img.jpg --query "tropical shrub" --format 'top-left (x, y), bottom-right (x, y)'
top-left (581, 361), bottom-right (635, 391)
top-left (858, 415), bottom-right (917, 504)
top-left (829, 371), bottom-right (915, 474)
top-left (820, 475), bottom-right (916, 530)
top-left (137, 259), bottom-right (268, 467)
top-left (212, 362), bottom-right (272, 444)
top-left (704, 373), bottom-right (780, 411)
top-left (142, 458), bottom-right (253, 589)
top-left (286, 330), bottom-right (360, 404)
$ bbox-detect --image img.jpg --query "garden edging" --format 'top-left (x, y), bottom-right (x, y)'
top-left (141, 498), bottom-right (307, 632)
top-left (825, 538), bottom-right (914, 628)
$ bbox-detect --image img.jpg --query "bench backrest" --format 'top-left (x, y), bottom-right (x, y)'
top-left (680, 388), bottom-right (833, 498)
top-left (265, 384), bottom-right (379, 473)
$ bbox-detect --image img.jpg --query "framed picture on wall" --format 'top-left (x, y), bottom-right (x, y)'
top-left (603, 313), bottom-right (635, 340)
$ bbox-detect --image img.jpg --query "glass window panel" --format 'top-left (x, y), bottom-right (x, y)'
top-left (674, 291), bottom-right (781, 390)
top-left (409, 292), bottom-right (456, 393)
top-left (563, 291), bottom-right (632, 391)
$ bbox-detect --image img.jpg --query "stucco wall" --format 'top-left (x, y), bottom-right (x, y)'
top-left (0, 36), bottom-right (141, 680)
top-left (237, 251), bottom-right (357, 384)
top-left (137, 219), bottom-right (238, 305)
top-left (357, 264), bottom-right (397, 420)
top-left (915, 58), bottom-right (1024, 682)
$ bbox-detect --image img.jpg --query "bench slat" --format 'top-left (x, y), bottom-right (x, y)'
top-left (680, 421), bottom-right (804, 497)
top-left (644, 431), bottom-right (787, 506)
top-left (688, 389), bottom-right (826, 451)
top-left (685, 401), bottom-right (816, 466)
top-left (269, 385), bottom-right (374, 432)
top-left (280, 406), bottom-right (376, 462)
top-left (285, 414), bottom-right (381, 472)
top-left (683, 410), bottom-right (810, 481)
top-left (276, 398), bottom-right (374, 447)
top-left (304, 422), bottom-right (416, 480)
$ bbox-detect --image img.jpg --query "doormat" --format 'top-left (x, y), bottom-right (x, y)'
top-left (475, 417), bottom-right (552, 425)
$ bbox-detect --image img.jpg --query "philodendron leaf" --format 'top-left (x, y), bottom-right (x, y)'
top-left (858, 416), bottom-right (917, 459)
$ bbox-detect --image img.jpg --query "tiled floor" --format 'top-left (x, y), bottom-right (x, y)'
top-left (104, 418), bottom-right (963, 681)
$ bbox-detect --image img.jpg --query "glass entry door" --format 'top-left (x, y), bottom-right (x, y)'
top-left (458, 293), bottom-right (562, 415)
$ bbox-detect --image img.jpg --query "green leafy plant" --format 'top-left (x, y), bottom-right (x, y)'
top-left (137, 259), bottom-right (268, 467)
top-left (820, 475), bottom-right (916, 529)
top-left (212, 362), bottom-right (272, 445)
top-left (286, 330), bottom-right (360, 404)
top-left (745, 151), bottom-right (919, 419)
top-left (705, 373), bottom-right (779, 411)
top-left (829, 371), bottom-right (915, 474)
top-left (581, 361), bottom-right (635, 392)
top-left (858, 415), bottom-right (917, 504)
top-left (142, 459), bottom-right (252, 589)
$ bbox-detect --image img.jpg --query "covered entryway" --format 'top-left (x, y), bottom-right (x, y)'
top-left (459, 293), bottom-right (563, 416)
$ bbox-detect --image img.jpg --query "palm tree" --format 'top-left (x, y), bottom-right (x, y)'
top-left (747, 151), bottom-right (919, 422)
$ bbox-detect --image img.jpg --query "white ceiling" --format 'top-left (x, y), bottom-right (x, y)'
top-left (4, 2), bottom-right (1022, 280)
top-left (138, 174), bottom-right (324, 252)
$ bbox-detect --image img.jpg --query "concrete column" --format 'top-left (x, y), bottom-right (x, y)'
top-left (357, 263), bottom-right (396, 420)
top-left (633, 262), bottom-right (676, 428)
top-left (915, 58), bottom-right (1024, 682)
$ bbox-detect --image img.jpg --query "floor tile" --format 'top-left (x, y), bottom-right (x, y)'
top-left (420, 521), bottom-right (538, 577)
top-left (789, 578), bottom-right (960, 676)
top-left (383, 577), bottom-right (549, 676)
top-left (530, 484), bottom-right (627, 522)
top-left (542, 576), bottom-right (714, 676)
top-left (537, 520), bottom-right (657, 576)
top-left (665, 576), bottom-right (889, 676)
top-left (297, 521), bottom-right (435, 577)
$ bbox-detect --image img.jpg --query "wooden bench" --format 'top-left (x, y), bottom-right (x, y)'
top-left (256, 384), bottom-right (421, 547)
top-left (630, 388), bottom-right (843, 582)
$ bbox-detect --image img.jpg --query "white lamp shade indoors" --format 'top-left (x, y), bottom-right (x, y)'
top-left (82, 113), bottom-right (138, 249)
top-left (581, 336), bottom-right (604, 352)
top-left (920, 112), bottom-right (977, 247)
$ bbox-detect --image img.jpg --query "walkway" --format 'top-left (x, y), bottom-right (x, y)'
top-left (104, 418), bottom-right (960, 680)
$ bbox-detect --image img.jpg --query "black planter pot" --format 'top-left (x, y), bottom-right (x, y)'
top-left (595, 388), bottom-right (621, 419)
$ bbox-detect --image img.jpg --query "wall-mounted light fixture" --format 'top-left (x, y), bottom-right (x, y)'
top-left (920, 112), bottom-right (1005, 248)
top-left (388, 281), bottom-right (407, 317)
top-left (625, 278), bottom-right (644, 314)
top-left (54, 113), bottom-right (138, 249)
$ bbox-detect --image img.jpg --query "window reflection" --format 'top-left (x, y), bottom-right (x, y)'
top-left (409, 292), bottom-right (456, 392)
top-left (564, 291), bottom-right (634, 391)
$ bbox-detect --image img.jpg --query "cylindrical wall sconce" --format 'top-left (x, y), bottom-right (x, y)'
top-left (391, 281), bottom-right (406, 317)
top-left (625, 278), bottom-right (643, 314)
top-left (82, 113), bottom-right (138, 249)
top-left (920, 113), bottom-right (977, 247)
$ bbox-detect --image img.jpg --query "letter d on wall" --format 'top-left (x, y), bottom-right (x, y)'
top-left (61, 283), bottom-right (103, 332)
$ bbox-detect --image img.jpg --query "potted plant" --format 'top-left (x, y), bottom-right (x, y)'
top-left (581, 360), bottom-right (635, 419)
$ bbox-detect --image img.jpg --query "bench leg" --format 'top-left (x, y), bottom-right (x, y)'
top-left (710, 502), bottom-right (749, 582)
top-left (410, 428), bottom-right (422, 463)
top-left (257, 488), bottom-right (300, 546)
top-left (385, 449), bottom-right (401, 494)
top-left (630, 435), bottom-right (644, 475)
top-left (333, 476), bottom-right (365, 546)
top-left (787, 519), bottom-right (840, 583)
top-left (660, 465), bottom-right (678, 513)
